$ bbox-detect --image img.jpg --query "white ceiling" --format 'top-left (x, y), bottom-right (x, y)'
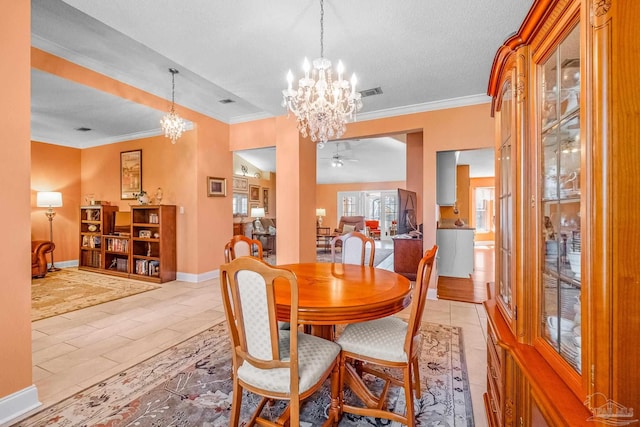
top-left (30, 0), bottom-right (530, 180)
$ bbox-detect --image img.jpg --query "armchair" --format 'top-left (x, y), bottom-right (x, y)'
top-left (365, 220), bottom-right (381, 240)
top-left (334, 215), bottom-right (365, 235)
top-left (32, 240), bottom-right (55, 278)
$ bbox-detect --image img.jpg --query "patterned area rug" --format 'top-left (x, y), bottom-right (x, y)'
top-left (31, 269), bottom-right (160, 322)
top-left (16, 322), bottom-right (473, 426)
top-left (316, 248), bottom-right (393, 267)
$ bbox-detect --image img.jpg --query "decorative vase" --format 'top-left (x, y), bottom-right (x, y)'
top-left (137, 192), bottom-right (149, 205)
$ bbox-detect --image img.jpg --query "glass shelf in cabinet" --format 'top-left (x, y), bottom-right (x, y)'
top-left (542, 265), bottom-right (581, 288)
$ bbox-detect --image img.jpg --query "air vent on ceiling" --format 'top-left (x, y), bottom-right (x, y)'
top-left (75, 127), bottom-right (92, 132)
top-left (219, 98), bottom-right (235, 104)
top-left (359, 87), bottom-right (383, 98)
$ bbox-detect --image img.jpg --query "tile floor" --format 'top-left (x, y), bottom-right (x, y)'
top-left (15, 243), bottom-right (492, 426)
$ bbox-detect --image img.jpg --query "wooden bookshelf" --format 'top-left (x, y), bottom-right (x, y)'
top-left (78, 204), bottom-right (176, 283)
top-left (79, 205), bottom-right (118, 273)
top-left (130, 205), bottom-right (176, 283)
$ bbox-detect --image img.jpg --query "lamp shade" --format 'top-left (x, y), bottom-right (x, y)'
top-left (316, 208), bottom-right (326, 216)
top-left (250, 207), bottom-right (265, 218)
top-left (37, 191), bottom-right (63, 208)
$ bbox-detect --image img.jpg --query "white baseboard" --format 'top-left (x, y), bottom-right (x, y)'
top-left (0, 385), bottom-right (41, 426)
top-left (176, 269), bottom-right (219, 283)
top-left (49, 259), bottom-right (79, 269)
top-left (58, 262), bottom-right (219, 284)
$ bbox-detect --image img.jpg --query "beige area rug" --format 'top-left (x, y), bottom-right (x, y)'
top-left (31, 269), bottom-right (160, 322)
top-left (15, 322), bottom-right (473, 426)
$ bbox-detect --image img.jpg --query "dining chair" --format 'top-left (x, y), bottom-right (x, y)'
top-left (224, 235), bottom-right (263, 262)
top-left (336, 245), bottom-right (438, 425)
top-left (224, 235), bottom-right (290, 331)
top-left (220, 257), bottom-right (342, 426)
top-left (330, 231), bottom-right (376, 266)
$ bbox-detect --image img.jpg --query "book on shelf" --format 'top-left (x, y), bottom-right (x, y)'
top-left (106, 238), bottom-right (129, 252)
top-left (134, 259), bottom-right (161, 276)
top-left (82, 251), bottom-right (101, 268)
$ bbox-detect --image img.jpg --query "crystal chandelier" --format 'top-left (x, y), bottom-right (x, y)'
top-left (160, 68), bottom-right (186, 144)
top-left (282, 0), bottom-right (362, 148)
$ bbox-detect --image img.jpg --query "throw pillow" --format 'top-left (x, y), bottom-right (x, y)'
top-left (343, 224), bottom-right (356, 234)
top-left (268, 225), bottom-right (276, 235)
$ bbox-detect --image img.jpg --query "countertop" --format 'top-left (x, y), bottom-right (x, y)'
top-left (437, 225), bottom-right (476, 230)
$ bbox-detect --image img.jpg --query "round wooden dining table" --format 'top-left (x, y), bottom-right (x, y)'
top-left (274, 262), bottom-right (412, 340)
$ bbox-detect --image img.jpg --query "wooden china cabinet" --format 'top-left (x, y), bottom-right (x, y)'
top-left (486, 1), bottom-right (640, 425)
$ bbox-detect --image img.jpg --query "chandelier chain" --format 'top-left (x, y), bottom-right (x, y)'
top-left (161, 68), bottom-right (186, 144)
top-left (281, 0), bottom-right (362, 147)
top-left (171, 71), bottom-right (176, 109)
top-left (320, 0), bottom-right (324, 59)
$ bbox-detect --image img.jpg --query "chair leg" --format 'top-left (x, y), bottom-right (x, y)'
top-left (290, 398), bottom-right (300, 426)
top-left (412, 358), bottom-right (422, 398)
top-left (327, 359), bottom-right (341, 426)
top-left (403, 365), bottom-right (416, 425)
top-left (229, 378), bottom-right (242, 426)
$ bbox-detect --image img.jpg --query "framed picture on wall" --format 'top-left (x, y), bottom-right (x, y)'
top-left (120, 149), bottom-right (142, 200)
top-left (262, 188), bottom-right (269, 214)
top-left (249, 185), bottom-right (260, 201)
top-left (207, 177), bottom-right (226, 197)
top-left (232, 176), bottom-right (249, 192)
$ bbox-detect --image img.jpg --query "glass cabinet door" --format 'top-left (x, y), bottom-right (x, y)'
top-left (497, 77), bottom-right (515, 325)
top-left (539, 24), bottom-right (581, 374)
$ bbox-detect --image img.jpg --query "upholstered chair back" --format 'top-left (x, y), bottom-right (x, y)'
top-left (331, 231), bottom-right (375, 267)
top-left (224, 235), bottom-right (263, 262)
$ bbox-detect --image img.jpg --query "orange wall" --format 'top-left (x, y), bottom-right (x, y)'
top-left (3, 7), bottom-right (497, 412)
top-left (79, 130), bottom-right (204, 273)
top-left (341, 103), bottom-right (494, 250)
top-left (1, 0), bottom-right (33, 402)
top-left (32, 49), bottom-right (233, 276)
top-left (31, 142), bottom-right (81, 262)
top-left (230, 103), bottom-right (495, 264)
top-left (316, 181), bottom-right (406, 229)
top-left (406, 132), bottom-right (424, 224)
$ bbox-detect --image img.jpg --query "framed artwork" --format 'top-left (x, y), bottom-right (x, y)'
top-left (249, 185), bottom-right (260, 201)
top-left (232, 176), bottom-right (249, 192)
top-left (207, 177), bottom-right (226, 197)
top-left (262, 188), bottom-right (269, 214)
top-left (121, 150), bottom-right (142, 200)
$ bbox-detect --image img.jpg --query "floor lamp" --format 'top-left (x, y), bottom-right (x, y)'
top-left (37, 191), bottom-right (63, 271)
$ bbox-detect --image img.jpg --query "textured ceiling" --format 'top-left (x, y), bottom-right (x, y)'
top-left (31, 0), bottom-right (531, 182)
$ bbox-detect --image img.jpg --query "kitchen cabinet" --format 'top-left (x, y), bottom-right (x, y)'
top-left (436, 228), bottom-right (474, 278)
top-left (436, 151), bottom-right (456, 206)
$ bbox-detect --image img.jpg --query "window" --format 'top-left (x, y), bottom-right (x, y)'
top-left (232, 193), bottom-right (248, 216)
top-left (337, 190), bottom-right (397, 239)
top-left (340, 194), bottom-right (360, 217)
top-left (474, 187), bottom-right (495, 233)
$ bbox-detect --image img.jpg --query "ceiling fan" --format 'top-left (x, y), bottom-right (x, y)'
top-left (319, 142), bottom-right (359, 168)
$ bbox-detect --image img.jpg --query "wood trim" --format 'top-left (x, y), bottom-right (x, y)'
top-left (485, 297), bottom-right (593, 425)
top-left (487, 0), bottom-right (555, 101)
